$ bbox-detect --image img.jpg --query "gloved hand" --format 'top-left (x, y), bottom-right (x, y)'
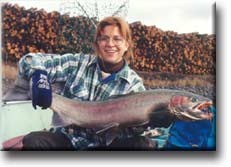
top-left (32, 69), bottom-right (52, 109)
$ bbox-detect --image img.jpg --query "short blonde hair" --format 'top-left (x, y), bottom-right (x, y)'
top-left (94, 16), bottom-right (134, 63)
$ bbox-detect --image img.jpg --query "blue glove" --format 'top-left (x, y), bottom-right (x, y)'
top-left (32, 70), bottom-right (52, 109)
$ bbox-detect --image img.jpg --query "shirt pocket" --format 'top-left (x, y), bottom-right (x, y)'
top-left (70, 80), bottom-right (90, 100)
top-left (74, 86), bottom-right (89, 100)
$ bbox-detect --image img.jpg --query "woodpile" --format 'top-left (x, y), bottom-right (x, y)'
top-left (130, 22), bottom-right (215, 74)
top-left (56, 14), bottom-right (96, 54)
top-left (2, 3), bottom-right (215, 75)
top-left (3, 4), bottom-right (59, 60)
top-left (2, 3), bottom-right (96, 62)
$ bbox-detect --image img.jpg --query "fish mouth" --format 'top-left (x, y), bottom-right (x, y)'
top-left (196, 101), bottom-right (214, 119)
top-left (188, 101), bottom-right (213, 120)
top-left (197, 101), bottom-right (213, 111)
top-left (173, 100), bottom-right (214, 121)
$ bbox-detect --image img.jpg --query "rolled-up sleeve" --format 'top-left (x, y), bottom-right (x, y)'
top-left (18, 53), bottom-right (80, 82)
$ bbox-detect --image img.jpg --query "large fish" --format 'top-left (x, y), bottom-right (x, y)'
top-left (2, 73), bottom-right (214, 149)
top-left (3, 73), bottom-right (213, 129)
top-left (50, 89), bottom-right (213, 131)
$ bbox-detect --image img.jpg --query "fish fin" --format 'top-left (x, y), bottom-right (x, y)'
top-left (105, 128), bottom-right (121, 146)
top-left (128, 120), bottom-right (150, 127)
top-left (95, 123), bottom-right (120, 146)
top-left (95, 122), bottom-right (119, 135)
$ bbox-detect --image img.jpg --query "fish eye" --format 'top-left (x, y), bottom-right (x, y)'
top-left (191, 97), bottom-right (197, 102)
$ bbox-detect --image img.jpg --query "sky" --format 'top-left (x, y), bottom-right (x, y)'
top-left (2, 0), bottom-right (214, 34)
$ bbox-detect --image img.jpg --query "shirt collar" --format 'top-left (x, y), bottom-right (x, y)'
top-left (87, 55), bottom-right (98, 67)
top-left (114, 61), bottom-right (132, 84)
top-left (87, 55), bottom-right (132, 84)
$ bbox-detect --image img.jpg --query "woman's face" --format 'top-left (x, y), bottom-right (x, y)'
top-left (97, 25), bottom-right (129, 64)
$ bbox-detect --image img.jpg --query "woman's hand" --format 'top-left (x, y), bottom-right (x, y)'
top-left (32, 70), bottom-right (52, 109)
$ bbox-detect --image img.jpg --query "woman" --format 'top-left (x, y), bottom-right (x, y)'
top-left (19, 16), bottom-right (146, 150)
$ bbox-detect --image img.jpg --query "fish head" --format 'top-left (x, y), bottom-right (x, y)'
top-left (169, 94), bottom-right (213, 121)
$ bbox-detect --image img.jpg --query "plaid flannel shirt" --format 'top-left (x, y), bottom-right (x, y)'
top-left (19, 52), bottom-right (146, 149)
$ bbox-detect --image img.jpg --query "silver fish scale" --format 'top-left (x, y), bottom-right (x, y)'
top-left (50, 89), bottom-right (212, 128)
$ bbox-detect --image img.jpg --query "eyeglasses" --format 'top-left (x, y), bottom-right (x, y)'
top-left (97, 35), bottom-right (125, 45)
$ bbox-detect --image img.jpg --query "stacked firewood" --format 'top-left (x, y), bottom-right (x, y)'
top-left (2, 3), bottom-right (215, 75)
top-left (2, 3), bottom-right (96, 61)
top-left (56, 14), bottom-right (96, 54)
top-left (2, 3), bottom-right (60, 62)
top-left (130, 22), bottom-right (215, 74)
